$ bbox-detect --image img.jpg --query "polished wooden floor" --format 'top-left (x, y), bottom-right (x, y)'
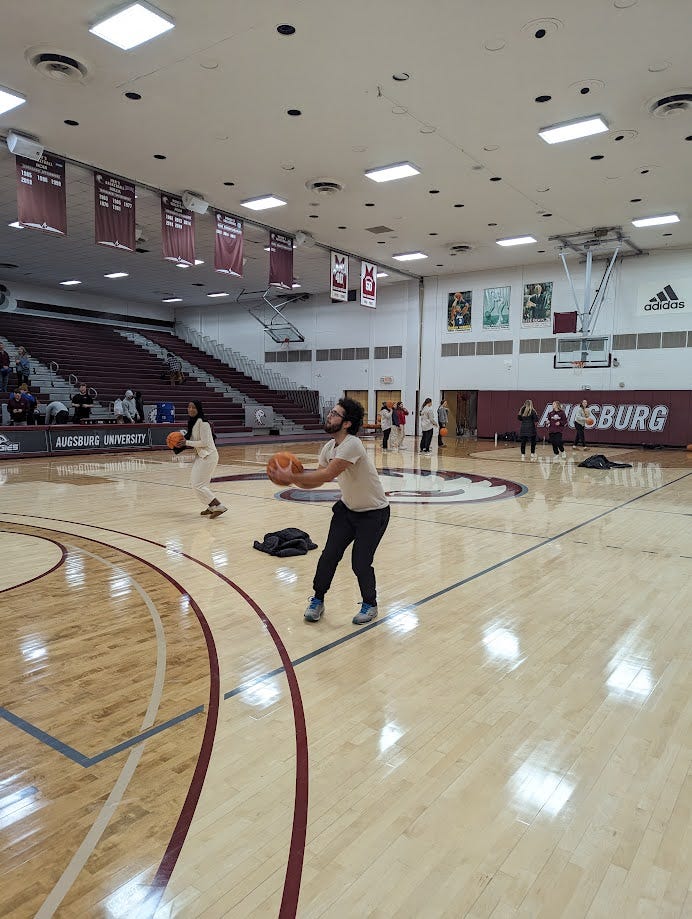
top-left (1, 437), bottom-right (690, 918)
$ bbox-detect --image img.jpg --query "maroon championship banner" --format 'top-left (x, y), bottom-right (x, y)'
top-left (477, 390), bottom-right (692, 446)
top-left (161, 194), bottom-right (195, 265)
top-left (214, 210), bottom-right (243, 276)
top-left (16, 153), bottom-right (67, 235)
top-left (269, 231), bottom-right (294, 289)
top-left (330, 251), bottom-right (348, 301)
top-left (360, 261), bottom-right (377, 308)
top-left (94, 171), bottom-right (136, 251)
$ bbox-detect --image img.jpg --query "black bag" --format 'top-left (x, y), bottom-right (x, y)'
top-left (578, 453), bottom-right (632, 469)
top-left (253, 528), bottom-right (317, 557)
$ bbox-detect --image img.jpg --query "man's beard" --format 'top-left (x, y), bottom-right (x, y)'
top-left (324, 419), bottom-right (344, 435)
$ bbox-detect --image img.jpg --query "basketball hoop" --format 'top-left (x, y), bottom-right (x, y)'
top-left (572, 360), bottom-right (585, 376)
top-left (281, 337), bottom-right (290, 351)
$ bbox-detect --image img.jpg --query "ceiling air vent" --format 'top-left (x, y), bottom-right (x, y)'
top-left (449, 244), bottom-right (473, 254)
top-left (647, 90), bottom-right (692, 117)
top-left (30, 53), bottom-right (89, 83)
top-left (305, 179), bottom-right (344, 196)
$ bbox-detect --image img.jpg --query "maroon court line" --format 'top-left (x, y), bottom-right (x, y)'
top-left (0, 530), bottom-right (68, 594)
top-left (2, 518), bottom-right (220, 918)
top-left (6, 513), bottom-right (308, 919)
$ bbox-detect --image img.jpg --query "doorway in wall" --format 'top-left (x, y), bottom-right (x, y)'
top-left (441, 390), bottom-right (478, 435)
top-left (344, 389), bottom-right (369, 423)
top-left (375, 389), bottom-right (401, 424)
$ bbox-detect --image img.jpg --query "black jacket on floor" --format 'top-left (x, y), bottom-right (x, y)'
top-left (578, 454), bottom-right (632, 469)
top-left (253, 528), bottom-right (318, 557)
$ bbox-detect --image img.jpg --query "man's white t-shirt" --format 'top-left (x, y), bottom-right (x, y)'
top-left (318, 434), bottom-right (388, 512)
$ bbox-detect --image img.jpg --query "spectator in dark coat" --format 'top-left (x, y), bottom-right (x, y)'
top-left (517, 399), bottom-right (538, 462)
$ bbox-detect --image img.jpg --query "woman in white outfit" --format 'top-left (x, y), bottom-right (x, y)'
top-left (183, 401), bottom-right (227, 518)
top-left (419, 397), bottom-right (437, 452)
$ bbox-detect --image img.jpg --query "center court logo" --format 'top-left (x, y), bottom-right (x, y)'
top-left (644, 284), bottom-right (685, 311)
top-left (213, 468), bottom-right (525, 504)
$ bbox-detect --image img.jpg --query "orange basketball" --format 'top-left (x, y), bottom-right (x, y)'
top-left (266, 451), bottom-right (304, 483)
top-left (585, 417), bottom-right (596, 428)
top-left (440, 427), bottom-right (448, 437)
top-left (166, 431), bottom-right (186, 449)
top-left (386, 401), bottom-right (394, 409)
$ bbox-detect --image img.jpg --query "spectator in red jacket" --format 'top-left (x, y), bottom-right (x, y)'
top-left (7, 390), bottom-right (29, 425)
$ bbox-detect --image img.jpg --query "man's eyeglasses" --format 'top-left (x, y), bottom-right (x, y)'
top-left (327, 409), bottom-right (346, 419)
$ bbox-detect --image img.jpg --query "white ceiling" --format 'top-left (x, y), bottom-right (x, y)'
top-left (0, 0), bottom-right (690, 307)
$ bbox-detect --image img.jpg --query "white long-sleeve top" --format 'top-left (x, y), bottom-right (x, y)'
top-left (185, 418), bottom-right (217, 459)
top-left (380, 408), bottom-right (392, 431)
top-left (419, 405), bottom-right (437, 431)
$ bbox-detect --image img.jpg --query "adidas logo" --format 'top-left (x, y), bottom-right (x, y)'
top-left (644, 284), bottom-right (685, 310)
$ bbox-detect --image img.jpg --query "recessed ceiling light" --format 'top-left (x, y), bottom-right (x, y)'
top-left (630, 198), bottom-right (642, 203)
top-left (537, 249), bottom-right (546, 253)
top-left (364, 202), bottom-right (375, 207)
top-left (308, 214), bottom-right (319, 218)
top-left (162, 297), bottom-right (182, 302)
top-left (8, 221), bottom-right (23, 229)
top-left (287, 108), bottom-right (302, 116)
top-left (535, 95), bottom-right (552, 103)
top-left (454, 203), bottom-right (464, 208)
top-left (153, 153), bottom-right (167, 160)
top-left (124, 91), bottom-right (142, 100)
top-left (376, 272), bottom-right (388, 278)
top-left (631, 214), bottom-right (679, 227)
top-left (488, 222), bottom-right (498, 227)
top-left (662, 233), bottom-right (672, 237)
top-left (89, 2), bottom-right (175, 50)
top-left (64, 119), bottom-right (80, 126)
top-left (338, 225), bottom-right (347, 229)
top-left (539, 115), bottom-right (609, 144)
top-left (207, 291), bottom-right (229, 298)
top-left (276, 24), bottom-right (296, 35)
top-left (241, 195), bottom-right (287, 211)
top-left (60, 280), bottom-right (82, 286)
top-left (392, 72), bottom-right (410, 81)
top-left (429, 232), bottom-right (438, 236)
top-left (0, 86), bottom-right (26, 116)
top-left (685, 135), bottom-right (692, 141)
top-left (428, 189), bottom-right (440, 194)
top-left (590, 154), bottom-right (604, 160)
top-left (541, 212), bottom-right (552, 217)
top-left (223, 181), bottom-right (235, 186)
top-left (489, 176), bottom-right (502, 182)
top-left (496, 235), bottom-right (537, 246)
top-left (364, 162), bottom-right (421, 183)
top-left (392, 252), bottom-right (428, 261)
top-left (104, 272), bottom-right (129, 278)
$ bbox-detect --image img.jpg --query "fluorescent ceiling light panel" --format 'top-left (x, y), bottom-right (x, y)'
top-left (60, 280), bottom-right (82, 286)
top-left (538, 115), bottom-right (608, 144)
top-left (0, 86), bottom-right (26, 116)
top-left (162, 297), bottom-right (182, 302)
top-left (392, 252), bottom-right (428, 261)
top-left (241, 195), bottom-right (287, 211)
top-left (89, 2), bottom-right (175, 51)
top-left (207, 291), bottom-right (229, 298)
top-left (496, 236), bottom-right (537, 247)
top-left (376, 272), bottom-right (388, 278)
top-left (104, 272), bottom-right (129, 278)
top-left (365, 162), bottom-right (421, 183)
top-left (631, 214), bottom-right (680, 228)
top-left (8, 221), bottom-right (24, 229)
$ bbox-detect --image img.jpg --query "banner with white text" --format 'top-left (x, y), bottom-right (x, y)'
top-left (330, 251), bottom-right (348, 301)
top-left (360, 261), bottom-right (377, 308)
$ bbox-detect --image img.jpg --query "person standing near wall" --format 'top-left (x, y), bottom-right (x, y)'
top-left (544, 400), bottom-right (568, 461)
top-left (380, 401), bottom-right (392, 450)
top-left (419, 398), bottom-right (437, 452)
top-left (437, 399), bottom-right (449, 447)
top-left (573, 399), bottom-right (591, 451)
top-left (517, 399), bottom-right (538, 461)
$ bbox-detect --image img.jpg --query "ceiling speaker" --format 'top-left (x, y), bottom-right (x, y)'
top-left (6, 131), bottom-right (44, 161)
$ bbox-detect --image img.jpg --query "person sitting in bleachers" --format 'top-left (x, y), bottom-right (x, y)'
top-left (14, 346), bottom-right (31, 387)
top-left (71, 383), bottom-right (93, 423)
top-left (18, 383), bottom-right (38, 424)
top-left (164, 351), bottom-right (184, 385)
top-left (7, 390), bottom-right (29, 425)
top-left (114, 389), bottom-right (139, 423)
top-left (45, 400), bottom-right (70, 425)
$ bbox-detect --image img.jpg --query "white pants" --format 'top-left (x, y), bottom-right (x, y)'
top-left (392, 426), bottom-right (405, 448)
top-left (190, 452), bottom-right (219, 505)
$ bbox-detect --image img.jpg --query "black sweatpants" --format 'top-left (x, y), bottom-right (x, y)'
top-left (420, 428), bottom-right (434, 451)
top-left (382, 427), bottom-right (391, 449)
top-left (574, 422), bottom-right (586, 447)
top-left (549, 431), bottom-right (564, 454)
top-left (313, 500), bottom-right (390, 607)
top-left (520, 435), bottom-right (536, 455)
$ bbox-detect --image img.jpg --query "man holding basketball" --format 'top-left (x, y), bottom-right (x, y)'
top-left (269, 398), bottom-right (390, 625)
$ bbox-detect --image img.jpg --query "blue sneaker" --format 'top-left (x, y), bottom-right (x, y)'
top-left (304, 597), bottom-right (324, 622)
top-left (352, 602), bottom-right (378, 625)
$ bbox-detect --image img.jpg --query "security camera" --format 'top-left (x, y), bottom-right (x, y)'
top-left (181, 191), bottom-right (209, 215)
top-left (6, 131), bottom-right (44, 161)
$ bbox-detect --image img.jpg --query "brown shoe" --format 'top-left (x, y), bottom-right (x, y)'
top-left (200, 507), bottom-right (213, 516)
top-left (208, 505), bottom-right (227, 519)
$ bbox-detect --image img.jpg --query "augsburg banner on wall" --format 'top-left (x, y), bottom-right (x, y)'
top-left (269, 231), bottom-right (294, 289)
top-left (94, 172), bottom-right (135, 250)
top-left (16, 153), bottom-right (67, 235)
top-left (161, 194), bottom-right (195, 265)
top-left (214, 211), bottom-right (243, 276)
top-left (330, 251), bottom-right (348, 301)
top-left (360, 261), bottom-right (377, 308)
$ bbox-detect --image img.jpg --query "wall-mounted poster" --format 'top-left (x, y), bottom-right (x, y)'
top-left (483, 286), bottom-right (510, 329)
top-left (447, 290), bottom-right (473, 331)
top-left (522, 281), bottom-right (553, 326)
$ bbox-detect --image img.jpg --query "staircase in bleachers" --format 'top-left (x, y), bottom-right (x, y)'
top-left (0, 314), bottom-right (251, 435)
top-left (142, 329), bottom-right (323, 431)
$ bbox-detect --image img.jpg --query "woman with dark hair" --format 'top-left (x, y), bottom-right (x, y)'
top-left (419, 397), bottom-right (437, 452)
top-left (380, 401), bottom-right (392, 450)
top-left (182, 401), bottom-right (226, 517)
